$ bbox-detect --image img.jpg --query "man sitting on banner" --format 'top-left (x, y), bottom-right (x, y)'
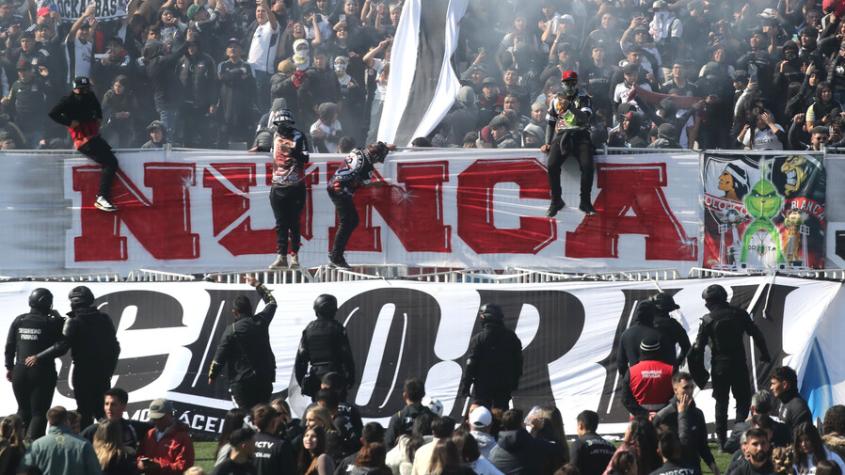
top-left (622, 338), bottom-right (674, 419)
top-left (208, 275), bottom-right (277, 410)
top-left (540, 69), bottom-right (597, 217)
top-left (326, 141), bottom-right (394, 268)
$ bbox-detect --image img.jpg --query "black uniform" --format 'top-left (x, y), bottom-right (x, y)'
top-left (294, 318), bottom-right (355, 398)
top-left (270, 122), bottom-right (310, 257)
top-left (653, 312), bottom-right (691, 368)
top-left (37, 304), bottom-right (120, 428)
top-left (254, 431), bottom-right (296, 475)
top-left (617, 301), bottom-right (666, 375)
top-left (694, 302), bottom-right (771, 445)
top-left (384, 402), bottom-right (433, 448)
top-left (569, 433), bottom-right (615, 475)
top-left (4, 307), bottom-right (64, 439)
top-left (653, 398), bottom-right (716, 472)
top-left (209, 284), bottom-right (277, 410)
top-left (458, 317), bottom-right (523, 410)
top-left (544, 89), bottom-right (595, 212)
top-left (649, 461), bottom-right (697, 475)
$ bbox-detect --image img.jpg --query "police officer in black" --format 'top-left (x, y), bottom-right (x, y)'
top-left (458, 303), bottom-right (523, 410)
top-left (4, 288), bottom-right (64, 439)
top-left (28, 286), bottom-right (120, 428)
top-left (294, 294), bottom-right (356, 399)
top-left (650, 292), bottom-right (692, 368)
top-left (209, 276), bottom-right (277, 410)
top-left (693, 284), bottom-right (771, 449)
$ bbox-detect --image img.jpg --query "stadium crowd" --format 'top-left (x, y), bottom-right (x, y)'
top-left (5, 282), bottom-right (845, 475)
top-left (2, 0), bottom-right (845, 152)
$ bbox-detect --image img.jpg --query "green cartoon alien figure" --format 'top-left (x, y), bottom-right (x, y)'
top-left (740, 174), bottom-right (786, 266)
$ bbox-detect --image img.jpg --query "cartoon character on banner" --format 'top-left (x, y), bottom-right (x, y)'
top-left (740, 160), bottom-right (785, 268)
top-left (782, 209), bottom-right (809, 267)
top-left (715, 163), bottom-right (751, 268)
top-left (781, 155), bottom-right (808, 196)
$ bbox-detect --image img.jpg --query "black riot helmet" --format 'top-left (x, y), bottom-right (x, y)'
top-left (68, 286), bottom-right (95, 308)
top-left (29, 288), bottom-right (53, 311)
top-left (701, 284), bottom-right (728, 303)
top-left (314, 294), bottom-right (338, 319)
top-left (479, 303), bottom-right (504, 321)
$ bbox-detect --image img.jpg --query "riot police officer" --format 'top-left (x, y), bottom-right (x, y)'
top-left (650, 292), bottom-right (692, 368)
top-left (208, 276), bottom-right (278, 410)
top-left (693, 284), bottom-right (771, 449)
top-left (458, 303), bottom-right (524, 410)
top-left (294, 294), bottom-right (356, 399)
top-left (4, 288), bottom-right (64, 439)
top-left (27, 286), bottom-right (120, 428)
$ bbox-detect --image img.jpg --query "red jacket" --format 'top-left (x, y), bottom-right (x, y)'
top-left (137, 422), bottom-right (195, 475)
top-left (622, 359), bottom-right (674, 416)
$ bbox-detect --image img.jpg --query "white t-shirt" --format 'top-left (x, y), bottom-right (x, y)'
top-left (66, 36), bottom-right (92, 82)
top-left (741, 124), bottom-right (784, 150)
top-left (613, 81), bottom-right (651, 106)
top-left (310, 119), bottom-right (343, 153)
top-left (248, 21), bottom-right (279, 72)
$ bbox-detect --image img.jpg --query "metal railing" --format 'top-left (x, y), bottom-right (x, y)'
top-left (688, 266), bottom-right (845, 281)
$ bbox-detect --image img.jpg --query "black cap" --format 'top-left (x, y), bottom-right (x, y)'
top-left (651, 292), bottom-right (680, 311)
top-left (72, 76), bottom-right (91, 89)
top-left (227, 37), bottom-right (241, 47)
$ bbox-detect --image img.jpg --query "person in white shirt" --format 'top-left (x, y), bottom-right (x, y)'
top-left (65, 4), bottom-right (95, 83)
top-left (468, 406), bottom-right (499, 460)
top-left (248, 0), bottom-right (279, 113)
top-left (454, 431), bottom-right (504, 475)
top-left (310, 102), bottom-right (342, 153)
top-left (738, 110), bottom-right (785, 150)
top-left (411, 417), bottom-right (455, 475)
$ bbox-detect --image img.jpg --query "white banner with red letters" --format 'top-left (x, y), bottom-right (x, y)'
top-left (0, 148), bottom-right (703, 276)
top-left (0, 276), bottom-right (841, 436)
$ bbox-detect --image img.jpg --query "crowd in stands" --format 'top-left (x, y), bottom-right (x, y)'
top-left (2, 375), bottom-right (845, 475)
top-left (3, 0), bottom-right (845, 151)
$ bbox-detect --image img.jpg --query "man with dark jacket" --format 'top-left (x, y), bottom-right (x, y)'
top-left (80, 387), bottom-right (151, 451)
top-left (177, 39), bottom-right (217, 147)
top-left (48, 76), bottom-right (120, 212)
top-left (622, 338), bottom-right (674, 418)
top-left (694, 284), bottom-right (771, 449)
top-left (617, 300), bottom-right (665, 375)
top-left (4, 288), bottom-right (64, 439)
top-left (653, 372), bottom-right (719, 475)
top-left (769, 366), bottom-right (812, 432)
top-left (251, 404), bottom-right (296, 475)
top-left (569, 410), bottom-right (615, 475)
top-left (294, 294), bottom-right (355, 398)
top-left (724, 428), bottom-right (775, 475)
top-left (144, 39), bottom-right (187, 144)
top-left (385, 378), bottom-right (433, 448)
top-left (650, 292), bottom-right (692, 368)
top-left (723, 390), bottom-right (791, 453)
top-left (26, 285), bottom-right (120, 428)
top-left (490, 409), bottom-right (559, 475)
top-left (4, 60), bottom-right (48, 148)
top-left (458, 303), bottom-right (523, 410)
top-left (216, 38), bottom-right (256, 149)
top-left (208, 276), bottom-right (277, 410)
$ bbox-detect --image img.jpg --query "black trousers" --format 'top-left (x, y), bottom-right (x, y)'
top-left (12, 364), bottom-right (56, 440)
top-left (269, 184), bottom-right (306, 255)
top-left (547, 131), bottom-right (594, 202)
top-left (711, 360), bottom-right (752, 441)
top-left (472, 388), bottom-right (512, 411)
top-left (72, 366), bottom-right (112, 428)
top-left (78, 136), bottom-right (119, 200)
top-left (328, 189), bottom-right (359, 259)
top-left (230, 377), bottom-right (273, 411)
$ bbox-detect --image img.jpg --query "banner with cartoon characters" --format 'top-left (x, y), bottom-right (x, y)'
top-left (702, 151), bottom-right (826, 270)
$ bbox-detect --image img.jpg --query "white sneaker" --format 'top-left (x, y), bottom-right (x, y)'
top-left (289, 253), bottom-right (300, 268)
top-left (268, 254), bottom-right (287, 269)
top-left (94, 195), bottom-right (117, 212)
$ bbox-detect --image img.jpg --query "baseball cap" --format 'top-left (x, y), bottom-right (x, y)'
top-left (623, 63), bottom-right (640, 75)
top-left (481, 77), bottom-right (498, 87)
top-left (147, 398), bottom-right (173, 420)
top-left (561, 70), bottom-right (577, 82)
top-left (488, 115), bottom-right (509, 129)
top-left (146, 120), bottom-right (165, 131)
top-left (36, 6), bottom-right (50, 17)
top-left (226, 37), bottom-right (241, 47)
top-left (469, 406), bottom-right (493, 428)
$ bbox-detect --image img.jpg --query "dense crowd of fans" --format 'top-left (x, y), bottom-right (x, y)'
top-left (3, 0), bottom-right (845, 151)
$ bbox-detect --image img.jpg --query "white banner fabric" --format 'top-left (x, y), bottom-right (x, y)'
top-left (0, 276), bottom-right (840, 435)
top-left (0, 149), bottom-right (702, 276)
